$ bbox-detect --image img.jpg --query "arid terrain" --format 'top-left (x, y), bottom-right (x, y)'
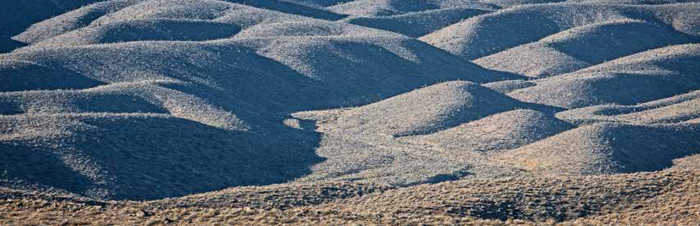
top-left (1, 0), bottom-right (699, 224)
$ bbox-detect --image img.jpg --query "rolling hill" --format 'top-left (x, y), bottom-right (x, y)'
top-left (1, 0), bottom-right (699, 224)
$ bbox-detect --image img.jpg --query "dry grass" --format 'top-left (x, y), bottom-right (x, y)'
top-left (2, 168), bottom-right (698, 225)
top-left (2, 1), bottom-right (700, 224)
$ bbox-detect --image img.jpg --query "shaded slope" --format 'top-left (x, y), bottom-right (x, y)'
top-left (474, 19), bottom-right (698, 78)
top-left (0, 81), bottom-right (248, 130)
top-left (225, 36), bottom-right (520, 106)
top-left (233, 20), bottom-right (395, 38)
top-left (224, 0), bottom-right (346, 20)
top-left (12, 0), bottom-right (142, 45)
top-left (557, 90), bottom-right (700, 124)
top-left (0, 0), bottom-right (106, 52)
top-left (499, 123), bottom-right (700, 175)
top-left (89, 0), bottom-right (343, 25)
top-left (32, 19), bottom-right (242, 48)
top-left (0, 60), bottom-right (105, 92)
top-left (410, 109), bottom-right (573, 153)
top-left (281, 0), bottom-right (355, 8)
top-left (475, 44), bottom-right (590, 78)
top-left (315, 81), bottom-right (550, 137)
top-left (345, 7), bottom-right (492, 37)
top-left (508, 44), bottom-right (700, 109)
top-left (0, 114), bottom-right (322, 200)
top-left (14, 0), bottom-right (327, 49)
top-left (1, 27), bottom-right (513, 199)
top-left (329, 0), bottom-right (497, 17)
top-left (482, 80), bottom-right (536, 93)
top-left (7, 36), bottom-right (513, 111)
top-left (481, 0), bottom-right (564, 7)
top-left (291, 82), bottom-right (557, 186)
top-left (421, 3), bottom-right (700, 60)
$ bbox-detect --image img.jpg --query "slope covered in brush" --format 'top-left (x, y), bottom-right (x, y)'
top-left (1, 0), bottom-right (700, 203)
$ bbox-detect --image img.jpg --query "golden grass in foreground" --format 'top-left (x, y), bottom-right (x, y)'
top-left (2, 169), bottom-right (698, 225)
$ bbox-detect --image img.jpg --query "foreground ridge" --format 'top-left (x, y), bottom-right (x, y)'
top-left (2, 168), bottom-right (698, 224)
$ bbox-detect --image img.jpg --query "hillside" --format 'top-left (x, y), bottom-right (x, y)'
top-left (1, 0), bottom-right (699, 224)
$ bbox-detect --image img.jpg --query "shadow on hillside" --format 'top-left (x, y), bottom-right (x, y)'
top-left (0, 116), bottom-right (324, 200)
top-left (0, 143), bottom-right (93, 194)
top-left (0, 37), bottom-right (26, 53)
top-left (607, 124), bottom-right (700, 173)
top-left (0, 0), bottom-right (104, 53)
top-left (0, 34), bottom-right (533, 200)
top-left (223, 0), bottom-right (347, 20)
top-left (0, 61), bottom-right (105, 92)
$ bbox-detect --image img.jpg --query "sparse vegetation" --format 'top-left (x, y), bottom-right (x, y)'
top-left (2, 169), bottom-right (699, 224)
top-left (1, 0), bottom-right (699, 224)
